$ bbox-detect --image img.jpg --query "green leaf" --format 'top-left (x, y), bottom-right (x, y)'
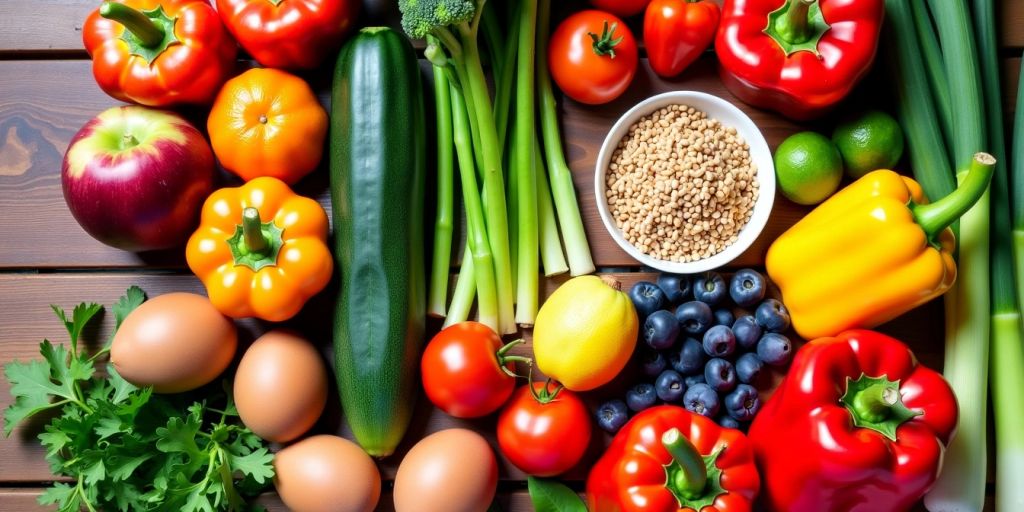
top-left (229, 448), bottom-right (275, 485)
top-left (81, 456), bottom-right (106, 486)
top-left (110, 286), bottom-right (146, 344)
top-left (527, 477), bottom-right (587, 512)
top-left (52, 302), bottom-right (103, 351)
top-left (38, 482), bottom-right (78, 512)
top-left (3, 358), bottom-right (64, 435)
top-left (108, 451), bottom-right (154, 481)
top-left (106, 365), bottom-right (140, 404)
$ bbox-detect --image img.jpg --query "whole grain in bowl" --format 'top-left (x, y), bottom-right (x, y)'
top-left (604, 104), bottom-right (759, 263)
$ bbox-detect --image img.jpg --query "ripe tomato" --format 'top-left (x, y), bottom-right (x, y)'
top-left (497, 382), bottom-right (592, 477)
top-left (420, 322), bottom-right (525, 418)
top-left (644, 0), bottom-right (720, 77)
top-left (549, 10), bottom-right (638, 105)
top-left (589, 0), bottom-right (651, 18)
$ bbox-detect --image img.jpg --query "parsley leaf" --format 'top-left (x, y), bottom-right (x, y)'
top-left (109, 286), bottom-right (145, 346)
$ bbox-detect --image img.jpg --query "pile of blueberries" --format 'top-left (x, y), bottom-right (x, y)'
top-left (596, 269), bottom-right (794, 433)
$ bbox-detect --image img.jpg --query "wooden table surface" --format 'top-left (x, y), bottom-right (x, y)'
top-left (1, 1), bottom-right (1020, 510)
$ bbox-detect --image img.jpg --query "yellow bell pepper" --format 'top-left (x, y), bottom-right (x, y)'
top-left (766, 154), bottom-right (995, 340)
top-left (186, 177), bottom-right (333, 321)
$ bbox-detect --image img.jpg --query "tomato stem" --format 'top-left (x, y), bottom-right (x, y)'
top-left (528, 376), bottom-right (565, 404)
top-left (587, 20), bottom-right (624, 58)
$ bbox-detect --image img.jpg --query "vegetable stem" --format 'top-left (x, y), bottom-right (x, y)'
top-left (775, 0), bottom-right (816, 44)
top-left (99, 2), bottom-right (164, 47)
top-left (429, 63), bottom-right (456, 318)
top-left (537, 0), bottom-right (595, 276)
top-left (911, 153), bottom-right (995, 239)
top-left (661, 428), bottom-right (707, 499)
top-left (513, 0), bottom-right (539, 326)
top-left (493, 1), bottom-right (522, 154)
top-left (445, 241), bottom-right (476, 328)
top-left (241, 207), bottom-right (268, 253)
top-left (536, 143), bottom-right (569, 276)
top-left (909, 0), bottom-right (953, 156)
top-left (1013, 49), bottom-right (1024, 310)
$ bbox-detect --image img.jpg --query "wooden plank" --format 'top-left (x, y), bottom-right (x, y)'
top-left (1006, 57), bottom-right (1021, 114)
top-left (0, 271), bottom-right (943, 483)
top-left (1004, 0), bottom-right (1024, 49)
top-left (0, 57), bottom-right (812, 269)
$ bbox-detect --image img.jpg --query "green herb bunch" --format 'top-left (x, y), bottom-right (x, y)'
top-left (3, 287), bottom-right (274, 511)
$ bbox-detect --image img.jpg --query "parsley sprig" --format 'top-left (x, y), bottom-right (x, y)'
top-left (3, 287), bottom-right (274, 511)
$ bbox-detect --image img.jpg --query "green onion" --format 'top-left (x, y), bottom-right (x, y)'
top-left (493, 1), bottom-right (521, 154)
top-left (450, 81), bottom-right (499, 332)
top-left (512, 0), bottom-right (539, 326)
top-left (428, 63), bottom-right (456, 318)
top-left (537, 0), bottom-right (595, 276)
top-left (445, 241), bottom-right (475, 328)
top-left (909, 0), bottom-right (953, 156)
top-left (536, 136), bottom-right (569, 276)
top-left (1013, 50), bottom-right (1024, 316)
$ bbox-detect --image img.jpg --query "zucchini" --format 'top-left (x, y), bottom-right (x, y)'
top-left (329, 27), bottom-right (426, 457)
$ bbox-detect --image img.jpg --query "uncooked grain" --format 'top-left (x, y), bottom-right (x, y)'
top-left (605, 104), bottom-right (758, 262)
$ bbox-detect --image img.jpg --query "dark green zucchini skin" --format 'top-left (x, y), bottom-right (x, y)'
top-left (329, 26), bottom-right (425, 457)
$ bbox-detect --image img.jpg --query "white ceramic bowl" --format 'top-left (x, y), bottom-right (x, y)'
top-left (595, 91), bottom-right (775, 273)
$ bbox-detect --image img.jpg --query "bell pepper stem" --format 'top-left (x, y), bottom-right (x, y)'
top-left (662, 428), bottom-right (707, 499)
top-left (775, 0), bottom-right (815, 44)
top-left (99, 2), bottom-right (165, 47)
top-left (912, 152), bottom-right (996, 239)
top-left (851, 383), bottom-right (897, 423)
top-left (241, 207), bottom-right (268, 254)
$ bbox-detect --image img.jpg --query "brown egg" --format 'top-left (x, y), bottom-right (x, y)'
top-left (393, 429), bottom-right (498, 512)
top-left (274, 435), bottom-right (381, 512)
top-left (233, 330), bottom-right (327, 443)
top-left (111, 292), bottom-right (236, 393)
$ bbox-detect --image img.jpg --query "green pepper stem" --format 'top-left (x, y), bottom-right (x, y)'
top-left (776, 0), bottom-right (816, 44)
top-left (913, 152), bottom-right (996, 239)
top-left (241, 207), bottom-right (268, 254)
top-left (99, 2), bottom-right (164, 47)
top-left (662, 428), bottom-right (707, 499)
top-left (850, 383), bottom-right (898, 423)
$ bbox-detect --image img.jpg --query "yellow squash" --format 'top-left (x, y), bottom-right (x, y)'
top-left (533, 275), bottom-right (638, 391)
top-left (766, 154), bottom-right (995, 339)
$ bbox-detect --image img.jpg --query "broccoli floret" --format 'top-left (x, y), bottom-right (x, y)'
top-left (398, 0), bottom-right (477, 40)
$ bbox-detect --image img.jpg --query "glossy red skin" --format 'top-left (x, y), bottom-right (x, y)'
top-left (83, 0), bottom-right (237, 106)
top-left (549, 10), bottom-right (638, 105)
top-left (61, 107), bottom-right (215, 252)
top-left (714, 0), bottom-right (884, 120)
top-left (420, 322), bottom-right (515, 418)
top-left (748, 330), bottom-right (958, 512)
top-left (216, 0), bottom-right (358, 70)
top-left (589, 0), bottom-right (652, 18)
top-left (497, 382), bottom-right (592, 477)
top-left (587, 406), bottom-right (760, 512)
top-left (644, 0), bottom-right (720, 77)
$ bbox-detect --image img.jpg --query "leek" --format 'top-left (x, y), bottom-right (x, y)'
top-left (512, 0), bottom-right (539, 326)
top-left (445, 241), bottom-right (475, 328)
top-left (536, 138), bottom-right (569, 276)
top-left (537, 0), bottom-right (595, 276)
top-left (909, 0), bottom-right (953, 154)
top-left (1013, 51), bottom-right (1024, 317)
top-left (428, 63), bottom-right (456, 318)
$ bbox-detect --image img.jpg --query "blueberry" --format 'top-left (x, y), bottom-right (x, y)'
top-left (757, 333), bottom-right (793, 366)
top-left (724, 384), bottom-right (761, 421)
top-left (639, 349), bottom-right (668, 377)
top-left (672, 337), bottom-right (705, 375)
top-left (732, 315), bottom-right (763, 351)
top-left (684, 374), bottom-right (706, 387)
top-left (629, 281), bottom-right (666, 320)
top-left (655, 370), bottom-right (687, 402)
top-left (729, 269), bottom-right (767, 307)
top-left (702, 325), bottom-right (737, 358)
top-left (643, 310), bottom-right (680, 350)
top-left (596, 399), bottom-right (630, 433)
top-left (704, 358), bottom-right (737, 393)
top-left (735, 352), bottom-right (765, 385)
top-left (657, 274), bottom-right (691, 304)
top-left (626, 383), bottom-right (657, 412)
top-left (717, 414), bottom-right (742, 429)
top-left (755, 299), bottom-right (791, 333)
top-left (693, 272), bottom-right (727, 306)
top-left (713, 308), bottom-right (735, 327)
top-left (683, 383), bottom-right (720, 418)
top-left (675, 301), bottom-right (713, 336)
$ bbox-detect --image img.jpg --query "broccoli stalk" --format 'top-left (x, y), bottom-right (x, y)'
top-left (400, 0), bottom-right (516, 333)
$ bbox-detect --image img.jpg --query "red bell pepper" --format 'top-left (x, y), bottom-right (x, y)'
top-left (587, 405), bottom-right (760, 512)
top-left (748, 330), bottom-right (958, 512)
top-left (83, 0), bottom-right (237, 107)
top-left (644, 0), bottom-right (720, 78)
top-left (714, 0), bottom-right (884, 120)
top-left (216, 0), bottom-right (358, 70)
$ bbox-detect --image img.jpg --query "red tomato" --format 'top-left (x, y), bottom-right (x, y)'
top-left (644, 0), bottom-right (720, 77)
top-left (549, 10), bottom-right (638, 105)
top-left (497, 382), bottom-right (592, 477)
top-left (589, 0), bottom-right (651, 18)
top-left (420, 322), bottom-right (522, 418)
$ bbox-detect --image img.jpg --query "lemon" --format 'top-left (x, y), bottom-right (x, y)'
top-left (773, 131), bottom-right (844, 205)
top-left (832, 110), bottom-right (904, 179)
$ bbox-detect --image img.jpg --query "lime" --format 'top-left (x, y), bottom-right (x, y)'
top-left (773, 132), bottom-right (844, 205)
top-left (832, 110), bottom-right (904, 179)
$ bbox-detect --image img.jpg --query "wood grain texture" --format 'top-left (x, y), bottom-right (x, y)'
top-left (0, 272), bottom-right (944, 485)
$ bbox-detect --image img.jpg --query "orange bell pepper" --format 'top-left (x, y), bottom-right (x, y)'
top-left (186, 177), bottom-right (332, 321)
top-left (83, 0), bottom-right (237, 106)
top-left (208, 68), bottom-right (328, 184)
